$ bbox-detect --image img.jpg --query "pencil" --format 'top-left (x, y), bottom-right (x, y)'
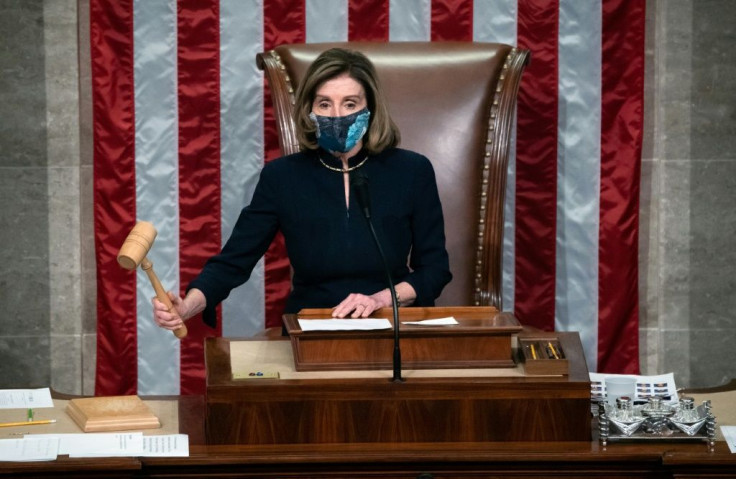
top-left (0, 419), bottom-right (56, 428)
top-left (547, 341), bottom-right (560, 359)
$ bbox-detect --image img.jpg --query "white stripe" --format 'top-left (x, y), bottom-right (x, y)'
top-left (500, 119), bottom-right (518, 313)
top-left (473, 0), bottom-right (517, 45)
top-left (306, 0), bottom-right (348, 42)
top-left (220, 0), bottom-right (266, 337)
top-left (389, 0), bottom-right (430, 41)
top-left (473, 0), bottom-right (518, 312)
top-left (133, 0), bottom-right (180, 394)
top-left (556, 0), bottom-right (602, 371)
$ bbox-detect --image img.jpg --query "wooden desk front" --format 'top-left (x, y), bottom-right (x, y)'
top-left (2, 394), bottom-right (735, 478)
top-left (204, 332), bottom-right (592, 444)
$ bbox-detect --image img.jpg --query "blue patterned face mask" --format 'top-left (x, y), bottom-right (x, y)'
top-left (309, 108), bottom-right (370, 154)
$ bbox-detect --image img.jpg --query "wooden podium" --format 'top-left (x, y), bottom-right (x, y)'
top-left (285, 306), bottom-right (522, 370)
top-left (205, 307), bottom-right (591, 445)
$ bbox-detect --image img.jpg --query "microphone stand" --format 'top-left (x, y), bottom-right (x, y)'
top-left (364, 219), bottom-right (403, 383)
top-left (351, 171), bottom-right (403, 383)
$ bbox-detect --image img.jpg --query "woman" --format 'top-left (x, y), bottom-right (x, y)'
top-left (153, 47), bottom-right (451, 332)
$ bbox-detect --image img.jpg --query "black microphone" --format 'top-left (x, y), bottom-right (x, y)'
top-left (350, 170), bottom-right (403, 383)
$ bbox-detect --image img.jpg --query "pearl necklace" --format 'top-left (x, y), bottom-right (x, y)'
top-left (319, 156), bottom-right (369, 173)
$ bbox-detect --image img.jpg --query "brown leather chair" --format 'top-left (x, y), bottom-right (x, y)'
top-left (257, 42), bottom-right (529, 310)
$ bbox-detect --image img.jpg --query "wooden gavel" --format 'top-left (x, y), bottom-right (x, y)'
top-left (117, 221), bottom-right (188, 339)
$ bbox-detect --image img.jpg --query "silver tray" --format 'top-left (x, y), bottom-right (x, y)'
top-left (596, 399), bottom-right (716, 446)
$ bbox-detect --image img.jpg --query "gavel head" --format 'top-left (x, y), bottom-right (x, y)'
top-left (117, 221), bottom-right (157, 270)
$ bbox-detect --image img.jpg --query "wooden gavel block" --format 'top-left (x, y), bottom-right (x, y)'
top-left (117, 221), bottom-right (188, 339)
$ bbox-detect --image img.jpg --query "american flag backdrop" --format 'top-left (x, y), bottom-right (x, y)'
top-left (91, 0), bottom-right (645, 396)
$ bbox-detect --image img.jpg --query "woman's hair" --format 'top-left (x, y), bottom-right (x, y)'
top-left (294, 48), bottom-right (400, 154)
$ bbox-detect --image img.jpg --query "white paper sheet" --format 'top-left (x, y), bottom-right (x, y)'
top-left (402, 317), bottom-right (459, 326)
top-left (141, 434), bottom-right (189, 456)
top-left (0, 437), bottom-right (59, 462)
top-left (0, 388), bottom-right (54, 409)
top-left (298, 318), bottom-right (392, 331)
top-left (589, 372), bottom-right (678, 405)
top-left (722, 426), bottom-right (736, 454)
top-left (29, 433), bottom-right (190, 457)
top-left (33, 432), bottom-right (144, 457)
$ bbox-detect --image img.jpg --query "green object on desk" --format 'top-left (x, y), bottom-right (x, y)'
top-left (27, 408), bottom-right (34, 422)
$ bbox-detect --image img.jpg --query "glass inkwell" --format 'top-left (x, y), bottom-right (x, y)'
top-left (670, 396), bottom-right (708, 436)
top-left (640, 396), bottom-right (675, 435)
top-left (607, 396), bottom-right (645, 437)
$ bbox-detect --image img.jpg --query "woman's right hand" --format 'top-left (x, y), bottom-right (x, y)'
top-left (152, 291), bottom-right (186, 331)
top-left (152, 288), bottom-right (206, 330)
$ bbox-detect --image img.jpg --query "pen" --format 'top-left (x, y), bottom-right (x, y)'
top-left (547, 341), bottom-right (560, 359)
top-left (530, 343), bottom-right (538, 360)
top-left (0, 419), bottom-right (56, 428)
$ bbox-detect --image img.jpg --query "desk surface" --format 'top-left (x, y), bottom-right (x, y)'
top-left (212, 333), bottom-right (591, 384)
top-left (229, 339), bottom-right (532, 380)
top-left (1, 392), bottom-right (735, 478)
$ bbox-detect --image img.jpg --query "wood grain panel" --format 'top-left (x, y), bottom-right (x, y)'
top-left (205, 329), bottom-right (592, 445)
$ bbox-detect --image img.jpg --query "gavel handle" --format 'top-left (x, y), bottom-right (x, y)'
top-left (140, 258), bottom-right (188, 339)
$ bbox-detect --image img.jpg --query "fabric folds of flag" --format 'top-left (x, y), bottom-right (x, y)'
top-left (91, 0), bottom-right (644, 396)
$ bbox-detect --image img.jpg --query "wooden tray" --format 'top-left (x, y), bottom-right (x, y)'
top-left (518, 336), bottom-right (569, 376)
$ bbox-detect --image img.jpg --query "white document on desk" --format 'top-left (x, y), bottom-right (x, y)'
top-left (0, 437), bottom-right (59, 462)
top-left (0, 388), bottom-right (54, 409)
top-left (141, 434), bottom-right (189, 457)
top-left (34, 432), bottom-right (144, 457)
top-left (589, 372), bottom-right (678, 405)
top-left (722, 426), bottom-right (736, 454)
top-left (32, 433), bottom-right (189, 457)
top-left (298, 318), bottom-right (392, 331)
top-left (402, 317), bottom-right (458, 326)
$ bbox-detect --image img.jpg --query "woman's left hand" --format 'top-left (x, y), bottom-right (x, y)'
top-left (332, 291), bottom-right (390, 318)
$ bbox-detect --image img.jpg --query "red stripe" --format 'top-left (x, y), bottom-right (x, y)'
top-left (263, 1), bottom-right (305, 329)
top-left (177, 1), bottom-right (222, 394)
top-left (349, 0), bottom-right (389, 41)
top-left (263, 1), bottom-right (306, 48)
top-left (598, 0), bottom-right (644, 374)
top-left (431, 0), bottom-right (473, 41)
top-left (513, 1), bottom-right (559, 332)
top-left (90, 0), bottom-right (138, 396)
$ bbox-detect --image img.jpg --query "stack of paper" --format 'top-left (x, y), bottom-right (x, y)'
top-left (0, 433), bottom-right (189, 461)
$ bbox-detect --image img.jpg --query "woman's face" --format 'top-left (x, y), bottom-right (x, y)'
top-left (311, 73), bottom-right (367, 118)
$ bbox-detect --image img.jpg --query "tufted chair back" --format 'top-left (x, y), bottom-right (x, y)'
top-left (257, 42), bottom-right (529, 309)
